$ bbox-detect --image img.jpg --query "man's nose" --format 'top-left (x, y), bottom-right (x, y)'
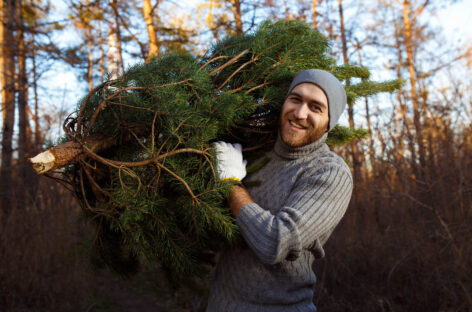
top-left (293, 103), bottom-right (308, 119)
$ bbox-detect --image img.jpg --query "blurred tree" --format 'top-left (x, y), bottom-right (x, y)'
top-left (17, 0), bottom-right (31, 207)
top-left (202, 0), bottom-right (221, 40)
top-left (68, 0), bottom-right (98, 90)
top-left (107, 20), bottom-right (118, 78)
top-left (0, 0), bottom-right (64, 213)
top-left (312, 0), bottom-right (318, 30)
top-left (229, 0), bottom-right (243, 35)
top-left (109, 0), bottom-right (125, 74)
top-left (0, 0), bottom-right (16, 215)
top-left (401, 0), bottom-right (427, 177)
top-left (143, 0), bottom-right (159, 61)
top-left (337, 0), bottom-right (361, 183)
top-left (197, 0), bottom-right (261, 40)
top-left (197, 0), bottom-right (232, 41)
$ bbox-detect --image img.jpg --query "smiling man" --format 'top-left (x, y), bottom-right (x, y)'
top-left (207, 69), bottom-right (353, 312)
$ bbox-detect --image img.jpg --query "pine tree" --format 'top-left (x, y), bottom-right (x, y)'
top-left (31, 20), bottom-right (403, 287)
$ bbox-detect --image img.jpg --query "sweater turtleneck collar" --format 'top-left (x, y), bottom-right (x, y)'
top-left (273, 132), bottom-right (329, 160)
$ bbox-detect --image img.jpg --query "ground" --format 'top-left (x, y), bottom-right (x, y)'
top-left (89, 269), bottom-right (208, 312)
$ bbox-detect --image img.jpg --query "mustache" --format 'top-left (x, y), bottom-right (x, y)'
top-left (279, 112), bottom-right (313, 129)
top-left (289, 118), bottom-right (311, 128)
top-left (291, 120), bottom-right (308, 127)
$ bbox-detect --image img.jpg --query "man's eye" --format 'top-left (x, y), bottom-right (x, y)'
top-left (310, 105), bottom-right (321, 111)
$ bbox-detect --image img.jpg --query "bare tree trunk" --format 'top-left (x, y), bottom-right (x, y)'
top-left (108, 21), bottom-right (117, 79)
top-left (393, 20), bottom-right (415, 178)
top-left (31, 35), bottom-right (40, 147)
top-left (0, 1), bottom-right (4, 125)
top-left (363, 98), bottom-right (378, 174)
top-left (98, 20), bottom-right (105, 83)
top-left (338, 0), bottom-right (360, 182)
top-left (17, 0), bottom-right (29, 161)
top-left (111, 0), bottom-right (125, 74)
top-left (208, 0), bottom-right (219, 41)
top-left (17, 0), bottom-right (32, 207)
top-left (402, 0), bottom-right (426, 175)
top-left (282, 0), bottom-right (291, 19)
top-left (0, 0), bottom-right (17, 214)
top-left (230, 0), bottom-right (243, 35)
top-left (338, 0), bottom-right (348, 68)
top-left (143, 0), bottom-right (159, 61)
top-left (312, 0), bottom-right (317, 30)
top-left (87, 27), bottom-right (93, 91)
top-left (356, 47), bottom-right (375, 171)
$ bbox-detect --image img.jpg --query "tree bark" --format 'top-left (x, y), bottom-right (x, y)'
top-left (107, 20), bottom-right (117, 78)
top-left (338, 0), bottom-right (360, 182)
top-left (111, 0), bottom-right (125, 74)
top-left (393, 19), bottom-right (416, 174)
top-left (312, 0), bottom-right (317, 30)
top-left (208, 0), bottom-right (219, 41)
top-left (17, 0), bottom-right (32, 206)
top-left (230, 0), bottom-right (243, 36)
top-left (31, 35), bottom-right (41, 147)
top-left (17, 0), bottom-right (29, 164)
top-left (355, 45), bottom-right (375, 172)
top-left (402, 0), bottom-right (426, 175)
top-left (0, 0), bottom-right (17, 214)
top-left (87, 27), bottom-right (93, 91)
top-left (143, 0), bottom-right (159, 61)
top-left (99, 20), bottom-right (105, 83)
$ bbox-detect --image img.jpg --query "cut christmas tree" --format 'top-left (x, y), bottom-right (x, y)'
top-left (30, 20), bottom-right (402, 288)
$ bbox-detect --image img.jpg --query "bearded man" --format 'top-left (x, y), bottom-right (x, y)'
top-left (207, 69), bottom-right (353, 311)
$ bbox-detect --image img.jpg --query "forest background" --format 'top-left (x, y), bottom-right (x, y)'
top-left (0, 0), bottom-right (471, 311)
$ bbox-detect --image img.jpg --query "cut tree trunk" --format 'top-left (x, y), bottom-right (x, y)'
top-left (29, 135), bottom-right (115, 174)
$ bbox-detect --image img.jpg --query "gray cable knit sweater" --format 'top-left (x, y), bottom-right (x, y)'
top-left (206, 133), bottom-right (353, 312)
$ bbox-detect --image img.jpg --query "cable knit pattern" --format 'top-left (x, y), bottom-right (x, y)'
top-left (206, 133), bottom-right (353, 312)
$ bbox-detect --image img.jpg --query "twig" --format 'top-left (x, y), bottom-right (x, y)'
top-left (81, 144), bottom-right (211, 168)
top-left (198, 55), bottom-right (229, 72)
top-left (154, 161), bottom-right (196, 200)
top-left (209, 49), bottom-right (250, 75)
top-left (76, 81), bottom-right (111, 136)
top-left (217, 56), bottom-right (258, 91)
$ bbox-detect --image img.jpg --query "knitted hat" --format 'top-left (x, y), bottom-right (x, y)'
top-left (287, 69), bottom-right (346, 131)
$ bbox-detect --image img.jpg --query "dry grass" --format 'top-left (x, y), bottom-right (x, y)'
top-left (314, 123), bottom-right (472, 311)
top-left (0, 176), bottom-right (94, 311)
top-left (1, 121), bottom-right (470, 312)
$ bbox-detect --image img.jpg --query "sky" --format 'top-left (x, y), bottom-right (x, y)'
top-left (435, 1), bottom-right (472, 42)
top-left (41, 0), bottom-right (472, 142)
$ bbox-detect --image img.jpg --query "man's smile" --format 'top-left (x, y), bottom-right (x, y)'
top-left (289, 120), bottom-right (308, 131)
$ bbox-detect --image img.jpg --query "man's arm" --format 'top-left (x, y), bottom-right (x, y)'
top-left (214, 141), bottom-right (352, 265)
top-left (236, 166), bottom-right (352, 264)
top-left (227, 186), bottom-right (254, 218)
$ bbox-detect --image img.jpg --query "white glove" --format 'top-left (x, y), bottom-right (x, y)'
top-left (213, 141), bottom-right (247, 182)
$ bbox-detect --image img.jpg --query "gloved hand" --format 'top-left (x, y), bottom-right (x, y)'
top-left (213, 141), bottom-right (247, 182)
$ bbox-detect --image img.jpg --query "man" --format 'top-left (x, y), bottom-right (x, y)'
top-left (207, 69), bottom-right (353, 311)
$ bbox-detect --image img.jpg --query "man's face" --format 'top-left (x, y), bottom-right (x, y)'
top-left (279, 83), bottom-right (329, 147)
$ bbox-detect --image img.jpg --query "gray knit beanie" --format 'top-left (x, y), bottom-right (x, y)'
top-left (287, 69), bottom-right (346, 132)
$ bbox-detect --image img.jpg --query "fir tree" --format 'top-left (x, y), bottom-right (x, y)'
top-left (34, 20), bottom-right (403, 287)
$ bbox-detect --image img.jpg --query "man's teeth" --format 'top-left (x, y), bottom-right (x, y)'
top-left (290, 120), bottom-right (306, 129)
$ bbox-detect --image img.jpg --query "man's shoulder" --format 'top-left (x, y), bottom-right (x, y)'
top-left (304, 149), bottom-right (352, 181)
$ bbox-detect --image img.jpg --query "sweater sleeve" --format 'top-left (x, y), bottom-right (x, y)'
top-left (236, 164), bottom-right (353, 264)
